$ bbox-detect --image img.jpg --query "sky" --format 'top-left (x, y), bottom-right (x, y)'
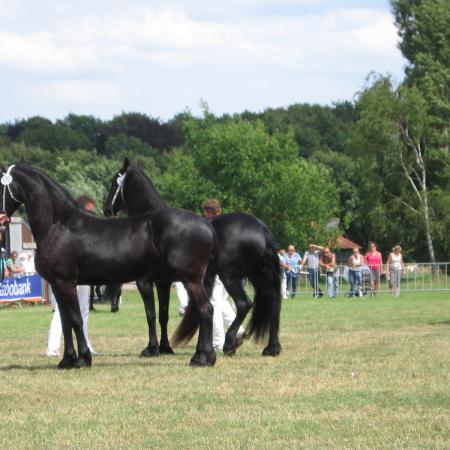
top-left (0, 0), bottom-right (406, 122)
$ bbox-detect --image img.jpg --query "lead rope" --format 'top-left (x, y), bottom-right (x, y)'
top-left (1, 165), bottom-right (21, 213)
top-left (111, 172), bottom-right (126, 212)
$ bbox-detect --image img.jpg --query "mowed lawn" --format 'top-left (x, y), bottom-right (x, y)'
top-left (0, 289), bottom-right (449, 449)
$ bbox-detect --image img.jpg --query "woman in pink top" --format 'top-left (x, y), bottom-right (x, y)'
top-left (365, 242), bottom-right (383, 296)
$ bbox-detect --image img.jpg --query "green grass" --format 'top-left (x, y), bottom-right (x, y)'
top-left (0, 290), bottom-right (449, 449)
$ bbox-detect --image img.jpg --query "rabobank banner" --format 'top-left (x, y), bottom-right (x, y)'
top-left (0, 275), bottom-right (43, 302)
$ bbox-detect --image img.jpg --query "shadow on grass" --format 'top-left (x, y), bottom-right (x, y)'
top-left (0, 348), bottom-right (206, 371)
top-left (429, 319), bottom-right (450, 326)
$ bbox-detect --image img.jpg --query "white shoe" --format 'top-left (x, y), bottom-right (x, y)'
top-left (90, 350), bottom-right (99, 356)
top-left (46, 350), bottom-right (59, 357)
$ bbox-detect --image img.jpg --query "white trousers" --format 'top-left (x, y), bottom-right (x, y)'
top-left (175, 278), bottom-right (244, 350)
top-left (281, 273), bottom-right (288, 299)
top-left (175, 282), bottom-right (188, 315)
top-left (47, 285), bottom-right (94, 355)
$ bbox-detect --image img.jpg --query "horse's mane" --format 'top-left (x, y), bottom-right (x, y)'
top-left (126, 164), bottom-right (167, 209)
top-left (17, 163), bottom-right (80, 211)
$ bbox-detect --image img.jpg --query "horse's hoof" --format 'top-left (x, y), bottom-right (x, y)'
top-left (189, 350), bottom-right (216, 367)
top-left (73, 354), bottom-right (92, 369)
top-left (223, 341), bottom-right (237, 356)
top-left (140, 346), bottom-right (160, 358)
top-left (223, 346), bottom-right (236, 356)
top-left (111, 307), bottom-right (119, 313)
top-left (262, 344), bottom-right (282, 357)
top-left (159, 344), bottom-right (175, 355)
top-left (57, 354), bottom-right (78, 369)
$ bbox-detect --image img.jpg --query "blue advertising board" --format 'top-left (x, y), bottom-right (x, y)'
top-left (0, 275), bottom-right (43, 302)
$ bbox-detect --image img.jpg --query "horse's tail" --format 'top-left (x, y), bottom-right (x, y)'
top-left (172, 232), bottom-right (217, 346)
top-left (172, 295), bottom-right (200, 345)
top-left (246, 226), bottom-right (282, 342)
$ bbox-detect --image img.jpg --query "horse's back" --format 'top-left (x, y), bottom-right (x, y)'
top-left (211, 212), bottom-right (274, 277)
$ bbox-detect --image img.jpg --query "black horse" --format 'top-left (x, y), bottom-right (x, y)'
top-left (0, 163), bottom-right (217, 368)
top-left (104, 158), bottom-right (282, 356)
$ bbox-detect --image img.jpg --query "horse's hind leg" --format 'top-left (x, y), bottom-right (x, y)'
top-left (136, 278), bottom-right (160, 357)
top-left (185, 280), bottom-right (216, 367)
top-left (261, 298), bottom-right (282, 357)
top-left (155, 281), bottom-right (174, 354)
top-left (222, 278), bottom-right (252, 356)
top-left (51, 281), bottom-right (92, 369)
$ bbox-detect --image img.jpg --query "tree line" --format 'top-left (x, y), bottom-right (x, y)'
top-left (0, 0), bottom-right (448, 262)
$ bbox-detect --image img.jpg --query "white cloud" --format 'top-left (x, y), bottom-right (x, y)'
top-left (0, 31), bottom-right (98, 72)
top-left (28, 80), bottom-right (121, 108)
top-left (0, 2), bottom-right (405, 121)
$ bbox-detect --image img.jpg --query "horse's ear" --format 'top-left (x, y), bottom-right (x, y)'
top-left (0, 163), bottom-right (7, 173)
top-left (122, 157), bottom-right (130, 172)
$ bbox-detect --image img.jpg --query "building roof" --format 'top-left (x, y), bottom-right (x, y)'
top-left (333, 236), bottom-right (362, 250)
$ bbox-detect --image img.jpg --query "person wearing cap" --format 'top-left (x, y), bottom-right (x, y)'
top-left (19, 252), bottom-right (35, 275)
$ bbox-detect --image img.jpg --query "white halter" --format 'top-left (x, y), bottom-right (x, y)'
top-left (110, 172), bottom-right (127, 212)
top-left (1, 165), bottom-right (21, 213)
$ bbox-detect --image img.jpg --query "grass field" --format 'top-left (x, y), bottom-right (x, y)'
top-left (0, 290), bottom-right (449, 449)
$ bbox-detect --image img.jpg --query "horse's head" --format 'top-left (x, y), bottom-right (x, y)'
top-left (0, 163), bottom-right (23, 219)
top-left (103, 157), bottom-right (130, 217)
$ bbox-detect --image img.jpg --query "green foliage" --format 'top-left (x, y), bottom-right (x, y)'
top-left (391, 0), bottom-right (450, 146)
top-left (163, 116), bottom-right (339, 246)
top-left (13, 116), bottom-right (93, 151)
top-left (351, 74), bottom-right (450, 260)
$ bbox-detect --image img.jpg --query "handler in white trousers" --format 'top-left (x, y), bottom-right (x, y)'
top-left (175, 278), bottom-right (245, 351)
top-left (47, 285), bottom-right (95, 356)
top-left (47, 195), bottom-right (98, 357)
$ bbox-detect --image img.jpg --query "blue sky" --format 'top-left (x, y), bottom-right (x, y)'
top-left (0, 0), bottom-right (405, 122)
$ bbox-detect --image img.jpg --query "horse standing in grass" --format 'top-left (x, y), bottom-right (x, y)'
top-left (0, 163), bottom-right (217, 368)
top-left (104, 158), bottom-right (282, 357)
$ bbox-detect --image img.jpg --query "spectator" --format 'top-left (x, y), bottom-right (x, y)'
top-left (365, 242), bottom-right (383, 296)
top-left (320, 247), bottom-right (337, 298)
top-left (19, 253), bottom-right (35, 275)
top-left (278, 249), bottom-right (288, 300)
top-left (0, 248), bottom-right (10, 279)
top-left (302, 244), bottom-right (323, 298)
top-left (347, 247), bottom-right (364, 297)
top-left (6, 250), bottom-right (24, 278)
top-left (283, 245), bottom-right (302, 298)
top-left (47, 195), bottom-right (98, 357)
top-left (387, 245), bottom-right (405, 297)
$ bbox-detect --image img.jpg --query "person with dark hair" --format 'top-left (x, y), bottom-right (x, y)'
top-left (6, 250), bottom-right (24, 278)
top-left (202, 198), bottom-right (244, 350)
top-left (320, 247), bottom-right (336, 298)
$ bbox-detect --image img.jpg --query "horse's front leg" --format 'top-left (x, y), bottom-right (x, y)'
top-left (51, 281), bottom-right (92, 369)
top-left (136, 278), bottom-right (160, 357)
top-left (185, 280), bottom-right (216, 367)
top-left (155, 281), bottom-right (174, 354)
